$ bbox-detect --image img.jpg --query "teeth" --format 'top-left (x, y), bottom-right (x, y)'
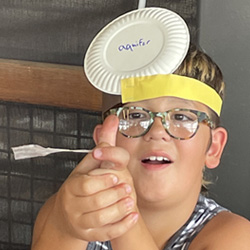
top-left (147, 156), bottom-right (169, 161)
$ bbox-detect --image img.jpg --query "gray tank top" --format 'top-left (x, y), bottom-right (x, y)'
top-left (86, 195), bottom-right (228, 250)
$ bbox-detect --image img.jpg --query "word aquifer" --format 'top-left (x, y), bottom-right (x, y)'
top-left (118, 38), bottom-right (151, 52)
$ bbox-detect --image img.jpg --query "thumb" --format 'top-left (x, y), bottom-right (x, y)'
top-left (94, 115), bottom-right (119, 147)
top-left (93, 115), bottom-right (121, 170)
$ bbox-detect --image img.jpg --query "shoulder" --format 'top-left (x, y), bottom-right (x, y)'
top-left (190, 211), bottom-right (250, 250)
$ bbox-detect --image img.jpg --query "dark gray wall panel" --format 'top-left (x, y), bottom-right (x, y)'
top-left (0, 0), bottom-right (199, 65)
top-left (200, 0), bottom-right (250, 220)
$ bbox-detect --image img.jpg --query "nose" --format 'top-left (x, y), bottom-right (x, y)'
top-left (143, 117), bottom-right (172, 141)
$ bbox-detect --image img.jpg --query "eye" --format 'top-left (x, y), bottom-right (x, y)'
top-left (173, 114), bottom-right (190, 121)
top-left (171, 111), bottom-right (197, 122)
top-left (129, 112), bottom-right (145, 119)
top-left (120, 108), bottom-right (150, 122)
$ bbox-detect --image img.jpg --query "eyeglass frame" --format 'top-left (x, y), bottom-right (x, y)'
top-left (104, 106), bottom-right (215, 140)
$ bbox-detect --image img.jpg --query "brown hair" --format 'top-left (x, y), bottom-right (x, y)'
top-left (174, 44), bottom-right (225, 128)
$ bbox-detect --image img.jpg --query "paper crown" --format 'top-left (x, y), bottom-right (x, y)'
top-left (84, 7), bottom-right (222, 116)
top-left (121, 74), bottom-right (222, 116)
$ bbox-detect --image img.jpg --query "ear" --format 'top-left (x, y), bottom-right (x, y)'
top-left (93, 124), bottom-right (103, 145)
top-left (205, 127), bottom-right (228, 169)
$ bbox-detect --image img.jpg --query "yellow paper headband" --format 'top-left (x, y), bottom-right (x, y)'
top-left (121, 74), bottom-right (223, 116)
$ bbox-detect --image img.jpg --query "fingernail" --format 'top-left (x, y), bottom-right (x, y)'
top-left (131, 213), bottom-right (139, 223)
top-left (110, 114), bottom-right (117, 121)
top-left (124, 184), bottom-right (132, 194)
top-left (133, 213), bottom-right (139, 222)
top-left (112, 175), bottom-right (118, 184)
top-left (125, 198), bottom-right (134, 209)
top-left (94, 148), bottom-right (102, 158)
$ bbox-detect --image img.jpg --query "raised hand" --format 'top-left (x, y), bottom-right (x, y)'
top-left (32, 115), bottom-right (138, 250)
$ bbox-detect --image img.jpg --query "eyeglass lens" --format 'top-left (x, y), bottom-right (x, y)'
top-left (117, 107), bottom-right (199, 139)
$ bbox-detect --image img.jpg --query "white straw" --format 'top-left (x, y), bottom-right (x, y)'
top-left (138, 0), bottom-right (147, 9)
top-left (12, 144), bottom-right (92, 160)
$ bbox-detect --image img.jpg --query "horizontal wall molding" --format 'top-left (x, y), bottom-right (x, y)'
top-left (0, 59), bottom-right (102, 111)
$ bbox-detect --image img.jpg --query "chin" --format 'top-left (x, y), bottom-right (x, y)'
top-left (137, 187), bottom-right (170, 204)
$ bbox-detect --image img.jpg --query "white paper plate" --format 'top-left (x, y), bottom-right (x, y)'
top-left (84, 7), bottom-right (190, 95)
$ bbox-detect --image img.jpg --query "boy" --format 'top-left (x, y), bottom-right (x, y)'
top-left (31, 7), bottom-right (250, 250)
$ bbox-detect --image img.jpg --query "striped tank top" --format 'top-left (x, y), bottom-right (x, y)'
top-left (86, 195), bottom-right (228, 250)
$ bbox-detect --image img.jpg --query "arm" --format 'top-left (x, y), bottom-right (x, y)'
top-left (110, 214), bottom-right (159, 250)
top-left (190, 211), bottom-right (250, 250)
top-left (32, 194), bottom-right (88, 250)
top-left (209, 213), bottom-right (250, 250)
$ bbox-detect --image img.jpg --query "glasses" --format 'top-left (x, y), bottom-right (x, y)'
top-left (105, 106), bottom-right (214, 140)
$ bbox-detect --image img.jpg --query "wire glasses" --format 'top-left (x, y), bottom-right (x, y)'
top-left (105, 106), bottom-right (214, 140)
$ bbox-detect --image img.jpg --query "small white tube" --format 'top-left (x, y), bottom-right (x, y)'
top-left (12, 144), bottom-right (92, 160)
top-left (138, 0), bottom-right (147, 9)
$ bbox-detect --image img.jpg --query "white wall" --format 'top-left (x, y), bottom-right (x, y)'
top-left (199, 0), bottom-right (250, 219)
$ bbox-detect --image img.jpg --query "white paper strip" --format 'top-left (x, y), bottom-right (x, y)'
top-left (12, 144), bottom-right (92, 160)
top-left (138, 0), bottom-right (147, 9)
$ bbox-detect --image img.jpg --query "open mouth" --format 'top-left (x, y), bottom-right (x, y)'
top-left (141, 156), bottom-right (172, 165)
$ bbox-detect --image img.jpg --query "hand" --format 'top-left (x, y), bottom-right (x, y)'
top-left (41, 115), bottom-right (138, 243)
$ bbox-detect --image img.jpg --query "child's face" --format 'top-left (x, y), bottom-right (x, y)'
top-left (115, 96), bottom-right (212, 208)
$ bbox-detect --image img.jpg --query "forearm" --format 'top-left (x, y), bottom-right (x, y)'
top-left (111, 213), bottom-right (158, 250)
top-left (32, 225), bottom-right (87, 250)
top-left (31, 195), bottom-right (87, 250)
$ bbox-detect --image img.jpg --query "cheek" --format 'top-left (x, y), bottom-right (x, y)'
top-left (116, 132), bottom-right (126, 148)
top-left (116, 133), bottom-right (140, 169)
top-left (176, 141), bottom-right (206, 190)
top-left (179, 134), bottom-right (209, 167)
top-left (116, 133), bottom-right (136, 152)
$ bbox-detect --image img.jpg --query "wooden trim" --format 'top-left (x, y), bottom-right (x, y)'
top-left (0, 59), bottom-right (102, 111)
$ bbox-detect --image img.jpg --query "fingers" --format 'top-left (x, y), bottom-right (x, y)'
top-left (79, 196), bottom-right (135, 229)
top-left (58, 173), bottom-right (137, 241)
top-left (82, 183), bottom-right (132, 212)
top-left (70, 151), bottom-right (101, 175)
top-left (66, 173), bottom-right (119, 197)
top-left (64, 178), bottom-right (132, 212)
top-left (96, 115), bottom-right (119, 146)
top-left (93, 145), bottom-right (130, 170)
